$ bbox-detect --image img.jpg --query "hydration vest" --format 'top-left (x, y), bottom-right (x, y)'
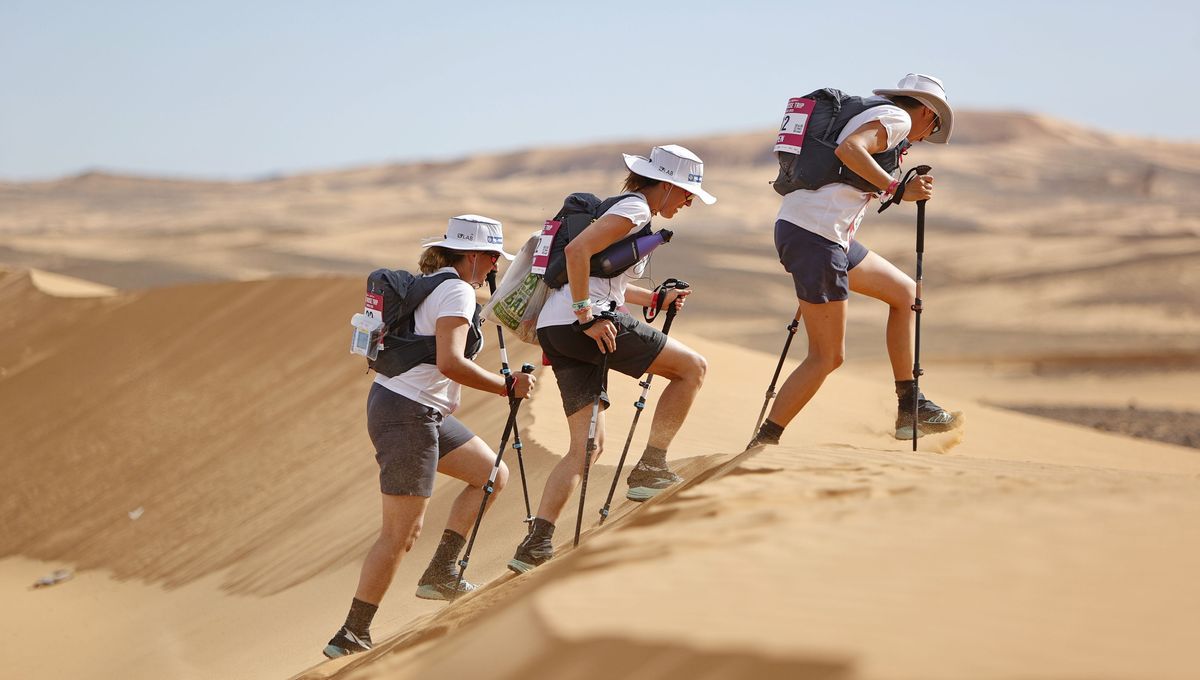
top-left (772, 88), bottom-right (910, 196)
top-left (541, 192), bottom-right (655, 289)
top-left (366, 269), bottom-right (484, 378)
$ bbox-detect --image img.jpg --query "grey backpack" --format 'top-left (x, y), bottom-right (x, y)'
top-left (772, 88), bottom-right (910, 196)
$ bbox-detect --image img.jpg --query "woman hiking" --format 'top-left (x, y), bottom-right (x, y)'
top-left (507, 144), bottom-right (715, 574)
top-left (752, 73), bottom-right (963, 448)
top-left (324, 215), bottom-right (535, 659)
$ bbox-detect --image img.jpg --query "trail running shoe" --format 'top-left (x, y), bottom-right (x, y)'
top-left (625, 460), bottom-right (683, 501)
top-left (895, 398), bottom-right (962, 440)
top-left (414, 574), bottom-right (476, 601)
top-left (323, 626), bottom-right (372, 659)
top-left (507, 523), bottom-right (554, 574)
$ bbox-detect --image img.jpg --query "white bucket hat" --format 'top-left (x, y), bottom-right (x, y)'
top-left (873, 73), bottom-right (954, 144)
top-left (622, 144), bottom-right (717, 205)
top-left (422, 214), bottom-right (515, 260)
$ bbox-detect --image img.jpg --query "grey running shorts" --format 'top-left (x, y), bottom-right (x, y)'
top-left (537, 310), bottom-right (668, 416)
top-left (366, 382), bottom-right (475, 497)
top-left (774, 219), bottom-right (869, 304)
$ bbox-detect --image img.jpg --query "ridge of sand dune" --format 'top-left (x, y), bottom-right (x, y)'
top-left (27, 268), bottom-right (118, 297)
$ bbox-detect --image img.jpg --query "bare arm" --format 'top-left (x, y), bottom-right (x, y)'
top-left (564, 213), bottom-right (637, 352)
top-left (834, 121), bottom-right (895, 191)
top-left (835, 120), bottom-right (934, 201)
top-left (625, 284), bottom-right (690, 311)
top-left (564, 213), bottom-right (639, 314)
top-left (435, 317), bottom-right (534, 397)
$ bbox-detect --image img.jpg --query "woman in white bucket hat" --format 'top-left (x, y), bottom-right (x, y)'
top-left (507, 144), bottom-right (714, 574)
top-left (752, 73), bottom-right (962, 448)
top-left (324, 214), bottom-right (535, 659)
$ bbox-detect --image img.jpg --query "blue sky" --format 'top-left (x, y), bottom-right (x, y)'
top-left (1, 0), bottom-right (1196, 180)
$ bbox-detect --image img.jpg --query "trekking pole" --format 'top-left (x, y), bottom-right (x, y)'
top-left (485, 271), bottom-right (533, 529)
top-left (911, 164), bottom-right (931, 451)
top-left (749, 316), bottom-right (800, 448)
top-left (454, 362), bottom-right (536, 599)
top-left (574, 309), bottom-right (618, 547)
top-left (598, 278), bottom-right (689, 525)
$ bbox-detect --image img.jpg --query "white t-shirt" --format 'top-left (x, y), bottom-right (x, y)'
top-left (374, 268), bottom-right (480, 416)
top-left (537, 194), bottom-right (652, 328)
top-left (776, 104), bottom-right (912, 248)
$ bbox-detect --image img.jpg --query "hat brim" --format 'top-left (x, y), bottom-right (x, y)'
top-left (422, 238), bottom-right (515, 260)
top-left (622, 154), bottom-right (717, 205)
top-left (873, 88), bottom-right (954, 144)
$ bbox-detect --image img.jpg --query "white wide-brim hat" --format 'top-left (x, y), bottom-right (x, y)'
top-left (622, 144), bottom-right (717, 205)
top-left (421, 214), bottom-right (515, 260)
top-left (873, 73), bottom-right (954, 144)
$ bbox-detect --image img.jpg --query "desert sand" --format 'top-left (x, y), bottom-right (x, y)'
top-left (2, 111), bottom-right (1198, 679)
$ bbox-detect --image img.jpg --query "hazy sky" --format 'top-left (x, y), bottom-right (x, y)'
top-left (2, 0), bottom-right (1196, 180)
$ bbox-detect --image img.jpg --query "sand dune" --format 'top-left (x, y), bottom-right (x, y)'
top-left (2, 111), bottom-right (1199, 679)
top-left (2, 268), bottom-right (1198, 679)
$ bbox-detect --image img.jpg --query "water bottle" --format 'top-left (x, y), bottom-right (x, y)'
top-left (350, 313), bottom-right (385, 360)
top-left (595, 229), bottom-right (673, 275)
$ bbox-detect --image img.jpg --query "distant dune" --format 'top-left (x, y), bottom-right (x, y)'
top-left (2, 111), bottom-right (1199, 679)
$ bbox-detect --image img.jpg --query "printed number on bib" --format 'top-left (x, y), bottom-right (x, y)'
top-left (774, 97), bottom-right (816, 155)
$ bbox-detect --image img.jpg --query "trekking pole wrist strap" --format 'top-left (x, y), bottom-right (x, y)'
top-left (878, 167), bottom-right (920, 214)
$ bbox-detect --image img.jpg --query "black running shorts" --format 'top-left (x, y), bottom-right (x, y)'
top-left (774, 219), bottom-right (870, 304)
top-left (366, 382), bottom-right (475, 497)
top-left (537, 311), bottom-right (668, 416)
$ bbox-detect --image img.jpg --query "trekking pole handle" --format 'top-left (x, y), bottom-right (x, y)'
top-left (520, 363), bottom-right (535, 374)
top-left (485, 270), bottom-right (498, 294)
top-left (914, 165), bottom-right (931, 254)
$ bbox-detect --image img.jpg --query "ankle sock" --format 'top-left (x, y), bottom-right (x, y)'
top-left (528, 517), bottom-right (555, 541)
top-left (640, 445), bottom-right (668, 468)
top-left (895, 380), bottom-right (924, 410)
top-left (344, 597), bottom-right (378, 638)
top-left (756, 419), bottom-right (785, 445)
top-left (422, 530), bottom-right (466, 581)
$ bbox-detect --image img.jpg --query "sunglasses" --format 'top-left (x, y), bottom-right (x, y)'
top-left (681, 188), bottom-right (695, 205)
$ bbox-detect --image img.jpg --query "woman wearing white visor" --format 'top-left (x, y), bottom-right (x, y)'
top-left (324, 215), bottom-right (536, 659)
top-left (508, 144), bottom-right (715, 574)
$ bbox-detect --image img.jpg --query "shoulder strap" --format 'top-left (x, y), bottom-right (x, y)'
top-left (393, 271), bottom-right (459, 324)
top-left (595, 191), bottom-right (643, 216)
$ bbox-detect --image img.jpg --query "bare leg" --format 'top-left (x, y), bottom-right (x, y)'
top-left (848, 251), bottom-right (915, 381)
top-left (436, 436), bottom-right (508, 537)
top-left (534, 406), bottom-right (605, 523)
top-left (354, 494), bottom-right (429, 604)
top-left (765, 298), bottom-right (847, 428)
top-left (643, 337), bottom-right (707, 450)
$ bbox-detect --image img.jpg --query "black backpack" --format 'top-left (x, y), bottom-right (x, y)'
top-left (541, 192), bottom-right (656, 289)
top-left (366, 269), bottom-right (483, 378)
top-left (772, 88), bottom-right (910, 196)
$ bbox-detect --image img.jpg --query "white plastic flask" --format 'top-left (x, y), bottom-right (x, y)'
top-left (350, 313), bottom-right (385, 360)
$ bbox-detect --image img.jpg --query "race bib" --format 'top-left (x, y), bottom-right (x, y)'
top-left (530, 219), bottom-right (561, 275)
top-left (774, 97), bottom-right (816, 155)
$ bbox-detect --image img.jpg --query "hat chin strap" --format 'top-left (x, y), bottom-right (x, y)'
top-left (466, 253), bottom-right (483, 289)
top-left (655, 184), bottom-right (673, 215)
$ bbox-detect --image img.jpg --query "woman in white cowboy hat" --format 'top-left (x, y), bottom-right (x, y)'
top-left (324, 214), bottom-right (536, 659)
top-left (506, 144), bottom-right (715, 574)
top-left (753, 73), bottom-right (963, 447)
